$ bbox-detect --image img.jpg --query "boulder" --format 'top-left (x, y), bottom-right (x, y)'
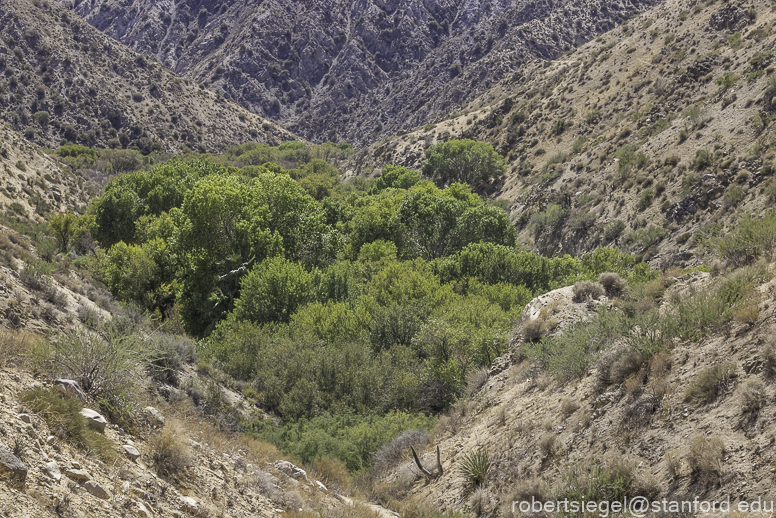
top-left (179, 496), bottom-right (199, 513)
top-left (43, 461), bottom-right (61, 481)
top-left (273, 460), bottom-right (309, 482)
top-left (54, 379), bottom-right (85, 401)
top-left (136, 501), bottom-right (153, 518)
top-left (123, 445), bottom-right (141, 460)
top-left (83, 480), bottom-right (110, 499)
top-left (0, 444), bottom-right (27, 488)
top-left (64, 468), bottom-right (90, 481)
top-left (80, 408), bottom-right (107, 432)
top-left (143, 406), bottom-right (165, 427)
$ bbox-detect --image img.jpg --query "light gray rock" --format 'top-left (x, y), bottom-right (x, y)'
top-left (64, 468), bottom-right (90, 481)
top-left (273, 460), bottom-right (309, 482)
top-left (123, 444), bottom-right (141, 460)
top-left (43, 461), bottom-right (61, 481)
top-left (54, 379), bottom-right (85, 401)
top-left (179, 495), bottom-right (198, 512)
top-left (79, 408), bottom-right (107, 432)
top-left (0, 444), bottom-right (27, 488)
top-left (83, 480), bottom-right (110, 499)
top-left (136, 501), bottom-right (153, 518)
top-left (143, 406), bottom-right (165, 427)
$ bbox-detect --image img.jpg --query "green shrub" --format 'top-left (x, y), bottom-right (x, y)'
top-left (21, 389), bottom-right (116, 462)
top-left (714, 211), bottom-right (776, 266)
top-left (684, 363), bottom-right (736, 404)
top-left (693, 149), bottom-right (714, 170)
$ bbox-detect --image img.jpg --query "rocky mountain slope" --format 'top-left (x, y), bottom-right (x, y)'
top-left (61, 0), bottom-right (661, 146)
top-left (350, 0), bottom-right (776, 267)
top-left (391, 265), bottom-right (776, 516)
top-left (0, 123), bottom-right (90, 222)
top-left (0, 0), bottom-right (295, 153)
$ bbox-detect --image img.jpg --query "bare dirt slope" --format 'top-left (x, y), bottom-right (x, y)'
top-left (0, 123), bottom-right (90, 220)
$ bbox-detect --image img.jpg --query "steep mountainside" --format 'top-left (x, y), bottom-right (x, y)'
top-left (350, 0), bottom-right (776, 267)
top-left (62, 0), bottom-right (661, 146)
top-left (0, 123), bottom-right (90, 222)
top-left (0, 0), bottom-right (296, 153)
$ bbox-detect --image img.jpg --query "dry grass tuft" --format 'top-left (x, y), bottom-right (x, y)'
top-left (738, 378), bottom-right (766, 414)
top-left (572, 280), bottom-right (605, 302)
top-left (560, 397), bottom-right (579, 417)
top-left (686, 435), bottom-right (724, 481)
top-left (149, 420), bottom-right (194, 479)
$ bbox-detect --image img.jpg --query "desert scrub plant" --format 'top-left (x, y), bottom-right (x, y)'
top-left (738, 378), bottom-right (765, 414)
top-left (664, 449), bottom-right (681, 478)
top-left (560, 397), bottom-right (579, 417)
top-left (693, 148), bottom-right (714, 170)
top-left (50, 328), bottom-right (147, 397)
top-left (458, 448), bottom-right (490, 486)
top-left (684, 363), bottom-right (736, 404)
top-left (555, 459), bottom-right (635, 503)
top-left (713, 211), bottom-right (776, 266)
top-left (372, 429), bottom-right (429, 473)
top-left (572, 280), bottom-right (605, 302)
top-left (598, 272), bottom-right (627, 298)
top-left (21, 389), bottom-right (116, 462)
top-left (638, 188), bottom-right (655, 210)
top-left (149, 421), bottom-right (194, 478)
top-left (686, 435), bottom-right (724, 481)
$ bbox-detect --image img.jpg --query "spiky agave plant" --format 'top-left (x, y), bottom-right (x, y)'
top-left (458, 448), bottom-right (490, 486)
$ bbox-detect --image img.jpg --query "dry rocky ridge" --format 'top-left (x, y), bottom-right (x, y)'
top-left (0, 0), bottom-right (296, 153)
top-left (348, 0), bottom-right (776, 266)
top-left (61, 0), bottom-right (661, 146)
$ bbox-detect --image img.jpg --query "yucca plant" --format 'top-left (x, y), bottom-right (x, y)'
top-left (458, 448), bottom-right (490, 486)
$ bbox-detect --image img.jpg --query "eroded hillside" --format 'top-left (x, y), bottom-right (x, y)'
top-left (0, 0), bottom-right (295, 153)
top-left (62, 0), bottom-right (661, 146)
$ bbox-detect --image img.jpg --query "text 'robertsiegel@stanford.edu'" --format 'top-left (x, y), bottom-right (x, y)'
top-left (512, 496), bottom-right (775, 517)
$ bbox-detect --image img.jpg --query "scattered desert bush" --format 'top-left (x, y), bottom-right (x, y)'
top-left (555, 458), bottom-right (636, 503)
top-left (598, 272), bottom-right (627, 297)
top-left (738, 378), bottom-right (765, 413)
top-left (762, 342), bottom-right (776, 378)
top-left (560, 398), bottom-right (580, 417)
top-left (50, 328), bottom-right (147, 397)
top-left (149, 422), bottom-right (194, 478)
top-left (21, 389), bottom-right (116, 462)
top-left (538, 434), bottom-right (560, 459)
top-left (572, 280), bottom-right (605, 302)
top-left (714, 211), bottom-right (776, 266)
top-left (372, 429), bottom-right (429, 473)
top-left (686, 435), bottom-right (724, 481)
top-left (684, 363), bottom-right (736, 404)
top-left (311, 456), bottom-right (351, 489)
top-left (665, 449), bottom-right (682, 478)
top-left (458, 448), bottom-right (490, 486)
top-left (466, 367), bottom-right (489, 394)
top-left (523, 315), bottom-right (559, 341)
